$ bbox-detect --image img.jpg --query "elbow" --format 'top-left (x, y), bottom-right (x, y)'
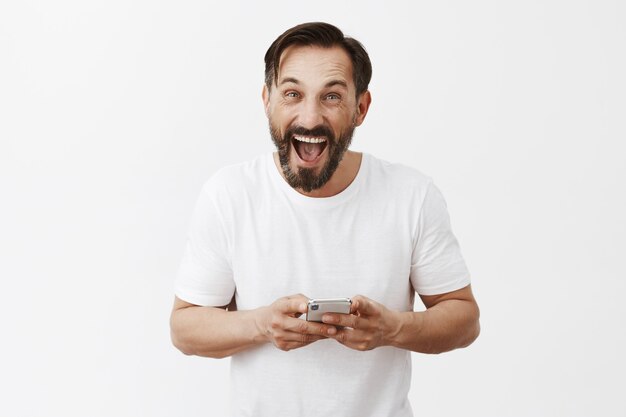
top-left (170, 328), bottom-right (195, 356)
top-left (462, 304), bottom-right (481, 348)
top-left (169, 303), bottom-right (229, 358)
top-left (169, 314), bottom-right (199, 356)
top-left (463, 319), bottom-right (481, 348)
top-left (170, 327), bottom-right (230, 359)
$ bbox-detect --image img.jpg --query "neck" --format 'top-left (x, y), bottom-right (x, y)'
top-left (273, 150), bottom-right (362, 198)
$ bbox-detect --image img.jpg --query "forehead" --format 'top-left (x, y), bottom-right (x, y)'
top-left (277, 45), bottom-right (354, 88)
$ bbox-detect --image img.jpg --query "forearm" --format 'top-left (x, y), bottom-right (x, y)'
top-left (389, 299), bottom-right (480, 354)
top-left (170, 306), bottom-right (266, 358)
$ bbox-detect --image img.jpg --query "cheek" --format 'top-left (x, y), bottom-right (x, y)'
top-left (268, 107), bottom-right (287, 126)
top-left (329, 110), bottom-right (357, 132)
top-left (271, 105), bottom-right (296, 127)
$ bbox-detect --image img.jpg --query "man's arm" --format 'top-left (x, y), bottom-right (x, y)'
top-left (170, 294), bottom-right (336, 358)
top-left (393, 285), bottom-right (480, 353)
top-left (321, 285), bottom-right (480, 354)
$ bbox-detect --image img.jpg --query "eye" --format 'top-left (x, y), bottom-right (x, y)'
top-left (326, 93), bottom-right (341, 100)
top-left (285, 91), bottom-right (300, 98)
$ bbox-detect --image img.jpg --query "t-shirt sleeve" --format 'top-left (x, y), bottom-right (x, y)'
top-left (174, 179), bottom-right (235, 307)
top-left (410, 181), bottom-right (471, 296)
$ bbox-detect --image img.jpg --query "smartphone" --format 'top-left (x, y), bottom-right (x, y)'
top-left (306, 297), bottom-right (352, 322)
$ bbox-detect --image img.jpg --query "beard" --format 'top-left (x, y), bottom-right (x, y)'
top-left (269, 121), bottom-right (355, 193)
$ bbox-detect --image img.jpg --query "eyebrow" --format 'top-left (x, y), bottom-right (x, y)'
top-left (279, 77), bottom-right (300, 86)
top-left (324, 79), bottom-right (348, 89)
top-left (278, 77), bottom-right (349, 89)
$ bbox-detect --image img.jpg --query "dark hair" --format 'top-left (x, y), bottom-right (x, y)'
top-left (264, 22), bottom-right (372, 97)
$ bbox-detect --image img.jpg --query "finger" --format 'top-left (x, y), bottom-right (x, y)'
top-left (327, 328), bottom-right (371, 351)
top-left (322, 312), bottom-right (360, 329)
top-left (351, 295), bottom-right (377, 315)
top-left (283, 316), bottom-right (337, 336)
top-left (277, 294), bottom-right (309, 314)
top-left (327, 327), bottom-right (356, 345)
top-left (278, 331), bottom-right (327, 343)
top-left (299, 332), bottom-right (327, 346)
top-left (279, 334), bottom-right (327, 351)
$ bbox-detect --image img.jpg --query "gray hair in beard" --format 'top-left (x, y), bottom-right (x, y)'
top-left (269, 123), bottom-right (355, 193)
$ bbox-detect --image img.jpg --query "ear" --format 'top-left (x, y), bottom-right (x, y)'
top-left (262, 85), bottom-right (270, 117)
top-left (354, 90), bottom-right (372, 127)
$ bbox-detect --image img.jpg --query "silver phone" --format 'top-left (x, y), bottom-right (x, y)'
top-left (306, 297), bottom-right (352, 322)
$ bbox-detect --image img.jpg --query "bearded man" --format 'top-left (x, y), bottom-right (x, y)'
top-left (171, 22), bottom-right (480, 417)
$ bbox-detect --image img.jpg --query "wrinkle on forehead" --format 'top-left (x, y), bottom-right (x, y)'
top-left (277, 45), bottom-right (354, 90)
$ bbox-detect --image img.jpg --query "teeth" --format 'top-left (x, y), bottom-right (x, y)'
top-left (293, 135), bottom-right (327, 144)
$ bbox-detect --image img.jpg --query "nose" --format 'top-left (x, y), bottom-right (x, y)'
top-left (297, 97), bottom-right (324, 129)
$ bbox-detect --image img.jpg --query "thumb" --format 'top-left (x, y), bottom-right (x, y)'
top-left (352, 295), bottom-right (376, 315)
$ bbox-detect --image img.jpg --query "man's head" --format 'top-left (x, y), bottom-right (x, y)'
top-left (262, 22), bottom-right (372, 193)
top-left (264, 22), bottom-right (372, 99)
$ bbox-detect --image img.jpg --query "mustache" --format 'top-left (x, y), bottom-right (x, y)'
top-left (285, 125), bottom-right (335, 142)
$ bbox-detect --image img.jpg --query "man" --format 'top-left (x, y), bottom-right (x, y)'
top-left (171, 22), bottom-right (479, 417)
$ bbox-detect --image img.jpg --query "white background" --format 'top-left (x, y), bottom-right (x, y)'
top-left (1, 0), bottom-right (625, 416)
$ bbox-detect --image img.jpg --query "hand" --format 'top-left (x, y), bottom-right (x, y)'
top-left (255, 294), bottom-right (338, 352)
top-left (322, 295), bottom-right (401, 351)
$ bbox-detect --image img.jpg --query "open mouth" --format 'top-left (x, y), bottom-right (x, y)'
top-left (292, 135), bottom-right (328, 163)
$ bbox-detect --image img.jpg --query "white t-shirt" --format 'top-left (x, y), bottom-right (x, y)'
top-left (175, 153), bottom-right (470, 417)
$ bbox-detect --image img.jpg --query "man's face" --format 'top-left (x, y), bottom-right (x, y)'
top-left (263, 45), bottom-right (366, 193)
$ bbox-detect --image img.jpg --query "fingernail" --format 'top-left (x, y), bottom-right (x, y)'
top-left (327, 327), bottom-right (336, 335)
top-left (323, 315), bottom-right (333, 323)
